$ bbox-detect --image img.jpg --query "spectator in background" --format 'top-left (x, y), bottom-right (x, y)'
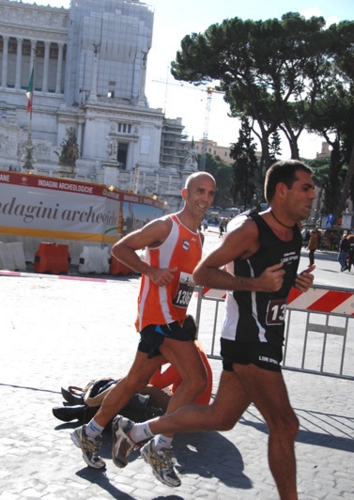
top-left (328, 231), bottom-right (334, 251)
top-left (303, 229), bottom-right (310, 248)
top-left (346, 234), bottom-right (354, 272)
top-left (338, 232), bottom-right (350, 271)
top-left (315, 229), bottom-right (322, 250)
top-left (306, 230), bottom-right (318, 266)
top-left (219, 218), bottom-right (225, 238)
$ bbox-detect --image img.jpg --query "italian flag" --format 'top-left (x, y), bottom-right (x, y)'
top-left (26, 68), bottom-right (34, 113)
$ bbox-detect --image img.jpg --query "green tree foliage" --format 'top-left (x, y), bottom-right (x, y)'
top-left (307, 158), bottom-right (334, 214)
top-left (328, 21), bottom-right (354, 214)
top-left (171, 14), bottom-right (354, 216)
top-left (230, 118), bottom-right (258, 209)
top-left (307, 158), bottom-right (330, 187)
top-left (303, 20), bottom-right (354, 216)
top-left (171, 12), bottom-right (330, 179)
top-left (202, 154), bottom-right (233, 208)
top-left (305, 87), bottom-right (349, 215)
top-left (269, 130), bottom-right (282, 164)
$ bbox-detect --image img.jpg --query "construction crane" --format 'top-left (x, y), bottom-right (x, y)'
top-left (152, 79), bottom-right (223, 170)
top-left (200, 87), bottom-right (214, 171)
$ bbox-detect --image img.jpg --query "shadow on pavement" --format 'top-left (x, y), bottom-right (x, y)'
top-left (173, 431), bottom-right (252, 489)
top-left (240, 410), bottom-right (354, 453)
top-left (77, 468), bottom-right (186, 499)
top-left (0, 382), bottom-right (61, 395)
top-left (76, 468), bottom-right (136, 500)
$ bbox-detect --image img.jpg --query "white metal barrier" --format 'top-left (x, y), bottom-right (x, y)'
top-left (194, 285), bottom-right (354, 381)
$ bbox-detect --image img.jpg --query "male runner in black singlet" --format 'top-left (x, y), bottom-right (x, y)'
top-left (113, 160), bottom-right (316, 500)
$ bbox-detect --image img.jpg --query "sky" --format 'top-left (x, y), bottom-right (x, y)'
top-left (24, 0), bottom-right (354, 159)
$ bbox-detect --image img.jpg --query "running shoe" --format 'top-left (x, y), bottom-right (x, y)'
top-left (70, 425), bottom-right (106, 469)
top-left (140, 440), bottom-right (181, 487)
top-left (112, 415), bottom-right (139, 468)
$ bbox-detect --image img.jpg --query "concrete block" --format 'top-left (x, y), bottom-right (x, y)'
top-left (79, 246), bottom-right (110, 274)
top-left (7, 242), bottom-right (27, 271)
top-left (0, 242), bottom-right (16, 271)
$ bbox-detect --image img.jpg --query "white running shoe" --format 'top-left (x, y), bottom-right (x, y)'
top-left (140, 440), bottom-right (181, 487)
top-left (112, 415), bottom-right (139, 468)
top-left (70, 425), bottom-right (106, 469)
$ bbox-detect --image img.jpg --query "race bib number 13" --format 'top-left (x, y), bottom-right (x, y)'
top-left (266, 298), bottom-right (287, 325)
top-left (172, 272), bottom-right (195, 308)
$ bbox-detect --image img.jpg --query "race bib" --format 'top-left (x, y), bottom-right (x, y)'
top-left (172, 272), bottom-right (195, 308)
top-left (266, 298), bottom-right (287, 325)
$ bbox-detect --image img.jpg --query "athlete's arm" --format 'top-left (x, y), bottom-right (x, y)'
top-left (193, 218), bottom-right (285, 293)
top-left (111, 218), bottom-right (177, 286)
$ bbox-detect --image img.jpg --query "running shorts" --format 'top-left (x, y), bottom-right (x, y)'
top-left (220, 338), bottom-right (283, 372)
top-left (138, 321), bottom-right (192, 359)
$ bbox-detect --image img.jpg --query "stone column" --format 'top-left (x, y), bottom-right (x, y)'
top-left (127, 137), bottom-right (137, 172)
top-left (55, 43), bottom-right (64, 94)
top-left (15, 37), bottom-right (23, 89)
top-left (138, 51), bottom-right (148, 105)
top-left (30, 40), bottom-right (37, 73)
top-left (1, 36), bottom-right (9, 88)
top-left (155, 173), bottom-right (160, 195)
top-left (42, 41), bottom-right (50, 92)
top-left (88, 48), bottom-right (99, 102)
top-left (77, 116), bottom-right (84, 157)
top-left (129, 169), bottom-right (134, 190)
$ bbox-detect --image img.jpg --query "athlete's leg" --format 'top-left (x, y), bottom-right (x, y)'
top-left (233, 363), bottom-right (299, 500)
top-left (93, 350), bottom-right (164, 428)
top-left (158, 338), bottom-right (208, 415)
top-left (135, 371), bottom-right (249, 487)
top-left (146, 370), bottom-right (251, 436)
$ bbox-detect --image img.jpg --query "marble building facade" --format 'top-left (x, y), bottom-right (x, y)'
top-left (0, 0), bottom-right (194, 212)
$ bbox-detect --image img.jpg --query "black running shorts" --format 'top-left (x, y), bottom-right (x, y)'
top-left (220, 338), bottom-right (283, 372)
top-left (138, 321), bottom-right (192, 359)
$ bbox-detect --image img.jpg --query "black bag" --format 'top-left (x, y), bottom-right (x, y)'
top-left (52, 378), bottom-right (164, 426)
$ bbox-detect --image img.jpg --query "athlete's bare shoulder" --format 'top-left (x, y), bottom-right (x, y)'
top-left (141, 215), bottom-right (173, 247)
top-left (225, 214), bottom-right (260, 260)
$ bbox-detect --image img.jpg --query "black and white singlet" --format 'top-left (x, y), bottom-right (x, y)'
top-left (221, 211), bottom-right (302, 347)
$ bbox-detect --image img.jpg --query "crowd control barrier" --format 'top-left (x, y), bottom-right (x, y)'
top-left (78, 246), bottom-right (110, 274)
top-left (34, 242), bottom-right (71, 274)
top-left (194, 284), bottom-right (354, 381)
top-left (0, 241), bottom-right (26, 271)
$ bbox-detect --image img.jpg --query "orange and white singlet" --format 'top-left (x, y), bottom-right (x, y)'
top-left (137, 214), bottom-right (203, 332)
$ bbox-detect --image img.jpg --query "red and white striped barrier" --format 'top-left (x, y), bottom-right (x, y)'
top-left (287, 287), bottom-right (354, 316)
top-left (200, 286), bottom-right (354, 316)
top-left (199, 287), bottom-right (226, 300)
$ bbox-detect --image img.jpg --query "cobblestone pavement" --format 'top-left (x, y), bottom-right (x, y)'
top-left (1, 230), bottom-right (353, 500)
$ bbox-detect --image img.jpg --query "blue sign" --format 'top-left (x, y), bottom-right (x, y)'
top-left (326, 214), bottom-right (335, 228)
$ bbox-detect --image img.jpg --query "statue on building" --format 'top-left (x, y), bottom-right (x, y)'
top-left (56, 127), bottom-right (79, 167)
top-left (93, 42), bottom-right (101, 56)
top-left (21, 136), bottom-right (36, 171)
top-left (106, 136), bottom-right (118, 160)
top-left (183, 140), bottom-right (198, 171)
top-left (55, 128), bottom-right (79, 179)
